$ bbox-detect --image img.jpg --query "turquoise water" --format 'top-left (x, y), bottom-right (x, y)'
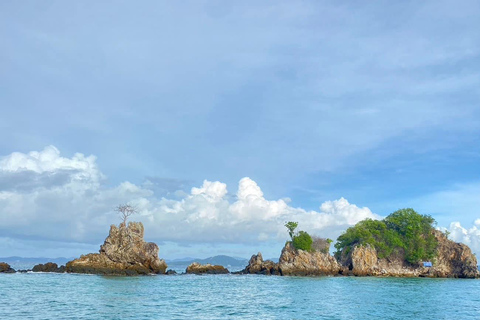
top-left (1, 273), bottom-right (479, 319)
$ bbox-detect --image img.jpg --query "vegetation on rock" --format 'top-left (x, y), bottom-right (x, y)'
top-left (115, 203), bottom-right (137, 226)
top-left (284, 221), bottom-right (332, 253)
top-left (312, 237), bottom-right (333, 254)
top-left (292, 231), bottom-right (313, 251)
top-left (284, 221), bottom-right (298, 240)
top-left (334, 208), bottom-right (438, 264)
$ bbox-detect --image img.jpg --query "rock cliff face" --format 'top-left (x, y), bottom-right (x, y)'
top-left (278, 243), bottom-right (340, 276)
top-left (66, 222), bottom-right (167, 275)
top-left (338, 231), bottom-right (479, 278)
top-left (185, 262), bottom-right (229, 274)
top-left (0, 262), bottom-right (15, 273)
top-left (240, 252), bottom-right (280, 275)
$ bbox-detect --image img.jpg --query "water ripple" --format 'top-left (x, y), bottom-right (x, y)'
top-left (1, 273), bottom-right (479, 319)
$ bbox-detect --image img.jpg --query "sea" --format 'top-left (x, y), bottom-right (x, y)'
top-left (1, 270), bottom-right (479, 319)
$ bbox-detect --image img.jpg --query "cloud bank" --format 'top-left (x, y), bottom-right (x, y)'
top-left (0, 146), bottom-right (377, 248)
top-left (2, 146), bottom-right (480, 259)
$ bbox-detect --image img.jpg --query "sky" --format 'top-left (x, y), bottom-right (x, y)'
top-left (0, 1), bottom-right (479, 260)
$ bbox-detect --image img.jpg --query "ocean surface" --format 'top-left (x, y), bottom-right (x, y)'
top-left (1, 272), bottom-right (479, 319)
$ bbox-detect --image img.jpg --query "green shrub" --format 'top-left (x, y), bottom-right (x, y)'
top-left (292, 231), bottom-right (313, 251)
top-left (334, 208), bottom-right (438, 264)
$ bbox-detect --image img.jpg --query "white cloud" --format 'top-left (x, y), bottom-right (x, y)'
top-left (0, 145), bottom-right (102, 186)
top-left (2, 146), bottom-right (480, 260)
top-left (0, 146), bottom-right (380, 250)
top-left (440, 221), bottom-right (480, 257)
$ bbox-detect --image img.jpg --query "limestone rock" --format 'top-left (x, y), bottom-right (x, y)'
top-left (32, 262), bottom-right (65, 273)
top-left (0, 262), bottom-right (15, 273)
top-left (278, 243), bottom-right (340, 276)
top-left (239, 252), bottom-right (280, 275)
top-left (427, 230), bottom-right (479, 278)
top-left (185, 262), bottom-right (229, 274)
top-left (338, 231), bottom-right (479, 278)
top-left (66, 222), bottom-right (167, 275)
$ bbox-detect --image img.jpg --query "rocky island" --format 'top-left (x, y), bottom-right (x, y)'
top-left (1, 208), bottom-right (478, 278)
top-left (66, 221), bottom-right (167, 275)
top-left (240, 209), bottom-right (479, 278)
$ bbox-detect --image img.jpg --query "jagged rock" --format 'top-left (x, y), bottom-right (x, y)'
top-left (427, 230), bottom-right (479, 278)
top-left (32, 262), bottom-right (65, 273)
top-left (165, 269), bottom-right (177, 275)
top-left (239, 252), bottom-right (280, 275)
top-left (278, 243), bottom-right (340, 276)
top-left (338, 231), bottom-right (479, 278)
top-left (66, 222), bottom-right (167, 276)
top-left (0, 262), bottom-right (15, 273)
top-left (185, 262), bottom-right (229, 275)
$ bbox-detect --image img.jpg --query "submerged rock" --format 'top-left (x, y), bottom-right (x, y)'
top-left (338, 231), bottom-right (479, 278)
top-left (239, 252), bottom-right (280, 275)
top-left (66, 222), bottom-right (167, 276)
top-left (278, 243), bottom-right (340, 276)
top-left (0, 262), bottom-right (15, 273)
top-left (185, 262), bottom-right (229, 274)
top-left (32, 262), bottom-right (65, 273)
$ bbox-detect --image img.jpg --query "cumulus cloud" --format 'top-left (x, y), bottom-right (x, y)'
top-left (136, 177), bottom-right (382, 244)
top-left (0, 146), bottom-right (380, 249)
top-left (4, 146), bottom-right (480, 260)
top-left (440, 220), bottom-right (480, 257)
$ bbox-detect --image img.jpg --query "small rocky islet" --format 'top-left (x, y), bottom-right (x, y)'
top-left (1, 219), bottom-right (478, 278)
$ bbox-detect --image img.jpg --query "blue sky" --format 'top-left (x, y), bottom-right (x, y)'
top-left (0, 1), bottom-right (479, 260)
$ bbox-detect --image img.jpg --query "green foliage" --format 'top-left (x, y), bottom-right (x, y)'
top-left (334, 208), bottom-right (438, 264)
top-left (444, 230), bottom-right (451, 239)
top-left (292, 231), bottom-right (313, 251)
top-left (285, 221), bottom-right (298, 240)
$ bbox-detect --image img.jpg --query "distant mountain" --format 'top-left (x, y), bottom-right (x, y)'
top-left (0, 256), bottom-right (73, 269)
top-left (166, 255), bottom-right (248, 268)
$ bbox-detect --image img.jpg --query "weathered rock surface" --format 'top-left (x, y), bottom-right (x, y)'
top-left (66, 222), bottom-right (167, 275)
top-left (165, 269), bottom-right (177, 275)
top-left (186, 262), bottom-right (229, 275)
top-left (431, 231), bottom-right (479, 278)
top-left (239, 252), bottom-right (280, 275)
top-left (278, 243), bottom-right (340, 276)
top-left (338, 231), bottom-right (479, 278)
top-left (32, 262), bottom-right (65, 273)
top-left (0, 262), bottom-right (15, 273)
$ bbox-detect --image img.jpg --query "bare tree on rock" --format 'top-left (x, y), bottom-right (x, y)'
top-left (115, 204), bottom-right (137, 226)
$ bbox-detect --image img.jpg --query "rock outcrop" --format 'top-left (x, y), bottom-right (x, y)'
top-left (426, 230), bottom-right (478, 278)
top-left (66, 222), bottom-right (167, 275)
top-left (278, 243), bottom-right (340, 276)
top-left (186, 262), bottom-right (229, 274)
top-left (165, 269), bottom-right (177, 275)
top-left (0, 262), bottom-right (15, 273)
top-left (32, 262), bottom-right (65, 273)
top-left (239, 252), bottom-right (280, 275)
top-left (338, 231), bottom-right (479, 278)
